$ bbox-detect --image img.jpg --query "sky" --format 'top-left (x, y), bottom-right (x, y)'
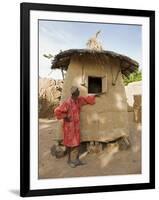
top-left (39, 20), bottom-right (142, 79)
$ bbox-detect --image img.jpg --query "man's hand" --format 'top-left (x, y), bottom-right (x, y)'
top-left (64, 116), bottom-right (72, 122)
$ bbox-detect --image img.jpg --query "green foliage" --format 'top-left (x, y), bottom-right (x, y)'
top-left (123, 69), bottom-right (142, 86)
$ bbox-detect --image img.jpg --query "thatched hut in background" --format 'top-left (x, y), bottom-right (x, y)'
top-left (51, 33), bottom-right (139, 148)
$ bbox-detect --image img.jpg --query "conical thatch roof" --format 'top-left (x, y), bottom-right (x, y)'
top-left (51, 49), bottom-right (139, 77)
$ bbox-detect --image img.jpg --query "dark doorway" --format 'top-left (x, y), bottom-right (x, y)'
top-left (88, 76), bottom-right (102, 93)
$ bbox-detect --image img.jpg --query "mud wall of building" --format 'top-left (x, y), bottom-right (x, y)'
top-left (60, 54), bottom-right (129, 142)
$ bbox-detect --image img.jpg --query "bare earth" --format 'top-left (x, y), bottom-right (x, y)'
top-left (38, 113), bottom-right (141, 179)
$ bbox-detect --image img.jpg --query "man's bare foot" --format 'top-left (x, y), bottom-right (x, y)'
top-left (67, 160), bottom-right (77, 168)
top-left (73, 159), bottom-right (86, 166)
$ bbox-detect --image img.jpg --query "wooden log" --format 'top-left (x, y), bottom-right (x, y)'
top-left (133, 95), bottom-right (142, 123)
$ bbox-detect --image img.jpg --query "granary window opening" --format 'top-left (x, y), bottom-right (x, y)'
top-left (88, 76), bottom-right (107, 94)
top-left (87, 76), bottom-right (101, 94)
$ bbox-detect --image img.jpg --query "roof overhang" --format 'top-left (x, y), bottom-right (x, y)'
top-left (51, 49), bottom-right (139, 77)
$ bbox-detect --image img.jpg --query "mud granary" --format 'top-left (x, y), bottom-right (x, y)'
top-left (51, 43), bottom-right (139, 144)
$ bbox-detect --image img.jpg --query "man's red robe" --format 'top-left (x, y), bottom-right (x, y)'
top-left (54, 96), bottom-right (95, 147)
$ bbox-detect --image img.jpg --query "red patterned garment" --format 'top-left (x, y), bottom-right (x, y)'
top-left (54, 96), bottom-right (95, 147)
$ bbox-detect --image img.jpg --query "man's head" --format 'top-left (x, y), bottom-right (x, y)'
top-left (71, 86), bottom-right (80, 100)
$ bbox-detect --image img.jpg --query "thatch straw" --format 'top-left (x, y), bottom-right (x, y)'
top-left (51, 49), bottom-right (139, 77)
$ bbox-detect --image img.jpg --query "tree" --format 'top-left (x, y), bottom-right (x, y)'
top-left (123, 69), bottom-right (142, 86)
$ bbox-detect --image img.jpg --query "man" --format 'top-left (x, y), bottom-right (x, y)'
top-left (54, 86), bottom-right (100, 168)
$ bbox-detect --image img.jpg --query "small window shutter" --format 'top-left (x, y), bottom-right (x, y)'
top-left (102, 75), bottom-right (107, 93)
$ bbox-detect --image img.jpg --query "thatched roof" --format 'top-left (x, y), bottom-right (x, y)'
top-left (51, 49), bottom-right (139, 77)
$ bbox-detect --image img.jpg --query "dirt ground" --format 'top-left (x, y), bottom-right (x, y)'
top-left (38, 112), bottom-right (141, 179)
